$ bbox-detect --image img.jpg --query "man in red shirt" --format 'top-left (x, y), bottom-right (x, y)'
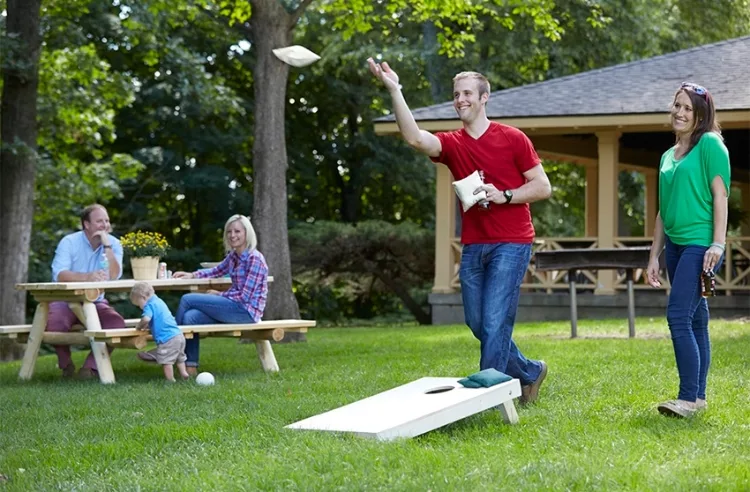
top-left (369, 58), bottom-right (551, 403)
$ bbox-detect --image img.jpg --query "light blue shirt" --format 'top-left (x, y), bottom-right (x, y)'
top-left (51, 231), bottom-right (123, 282)
top-left (142, 295), bottom-right (181, 345)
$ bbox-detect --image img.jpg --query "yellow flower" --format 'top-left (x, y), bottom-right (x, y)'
top-left (120, 230), bottom-right (170, 258)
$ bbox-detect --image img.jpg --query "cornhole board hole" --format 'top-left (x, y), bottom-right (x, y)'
top-left (286, 377), bottom-right (521, 441)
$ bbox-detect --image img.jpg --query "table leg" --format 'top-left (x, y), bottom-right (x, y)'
top-left (82, 302), bottom-right (116, 384)
top-left (498, 400), bottom-right (519, 424)
top-left (626, 268), bottom-right (636, 338)
top-left (19, 302), bottom-right (49, 381)
top-left (68, 302), bottom-right (86, 325)
top-left (255, 340), bottom-right (279, 373)
top-left (568, 269), bottom-right (578, 338)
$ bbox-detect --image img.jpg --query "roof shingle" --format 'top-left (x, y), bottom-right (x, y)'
top-left (383, 35), bottom-right (750, 121)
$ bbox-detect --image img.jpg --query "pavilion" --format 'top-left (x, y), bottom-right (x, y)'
top-left (374, 36), bottom-right (750, 323)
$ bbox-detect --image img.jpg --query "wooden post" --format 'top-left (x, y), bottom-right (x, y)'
top-left (82, 302), bottom-right (116, 384)
top-left (84, 289), bottom-right (101, 302)
top-left (433, 165), bottom-right (456, 294)
top-left (595, 131), bottom-right (620, 294)
top-left (18, 302), bottom-right (49, 381)
top-left (40, 332), bottom-right (90, 345)
top-left (626, 269), bottom-right (636, 338)
top-left (240, 328), bottom-right (285, 342)
top-left (585, 164), bottom-right (599, 237)
top-left (498, 400), bottom-right (519, 424)
top-left (741, 182), bottom-right (750, 243)
top-left (68, 302), bottom-right (86, 325)
top-left (644, 170), bottom-right (658, 237)
top-left (109, 335), bottom-right (148, 350)
top-left (568, 269), bottom-right (578, 338)
top-left (255, 340), bottom-right (279, 372)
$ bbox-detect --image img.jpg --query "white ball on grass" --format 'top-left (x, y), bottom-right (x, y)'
top-left (196, 372), bottom-right (215, 386)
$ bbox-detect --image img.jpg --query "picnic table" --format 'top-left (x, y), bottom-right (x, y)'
top-left (10, 275), bottom-right (313, 384)
top-left (534, 247), bottom-right (651, 338)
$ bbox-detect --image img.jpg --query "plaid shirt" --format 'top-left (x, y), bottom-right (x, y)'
top-left (194, 248), bottom-right (268, 322)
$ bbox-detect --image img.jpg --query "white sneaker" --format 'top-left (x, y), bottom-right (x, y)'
top-left (657, 399), bottom-right (698, 418)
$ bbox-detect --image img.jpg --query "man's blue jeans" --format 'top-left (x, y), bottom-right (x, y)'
top-left (665, 237), bottom-right (722, 401)
top-left (460, 243), bottom-right (543, 385)
top-left (176, 293), bottom-right (254, 367)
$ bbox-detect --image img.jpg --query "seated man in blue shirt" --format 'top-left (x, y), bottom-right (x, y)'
top-left (47, 204), bottom-right (126, 379)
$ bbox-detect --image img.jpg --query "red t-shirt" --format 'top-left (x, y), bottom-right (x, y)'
top-left (431, 122), bottom-right (541, 244)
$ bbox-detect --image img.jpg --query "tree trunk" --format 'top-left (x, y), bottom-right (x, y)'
top-left (0, 0), bottom-right (43, 361)
top-left (339, 108), bottom-right (362, 223)
top-left (250, 0), bottom-right (305, 342)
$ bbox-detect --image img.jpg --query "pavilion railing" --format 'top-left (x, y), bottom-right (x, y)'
top-left (447, 236), bottom-right (750, 294)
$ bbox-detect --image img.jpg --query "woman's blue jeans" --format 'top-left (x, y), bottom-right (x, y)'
top-left (459, 243), bottom-right (543, 385)
top-left (664, 237), bottom-right (722, 401)
top-left (176, 293), bottom-right (254, 367)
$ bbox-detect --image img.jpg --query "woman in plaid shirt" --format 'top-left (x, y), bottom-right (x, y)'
top-left (137, 215), bottom-right (268, 374)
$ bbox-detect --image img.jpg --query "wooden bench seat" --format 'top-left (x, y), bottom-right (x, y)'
top-left (0, 325), bottom-right (36, 338)
top-left (2, 318), bottom-right (315, 374)
top-left (84, 319), bottom-right (317, 373)
top-left (0, 319), bottom-right (141, 345)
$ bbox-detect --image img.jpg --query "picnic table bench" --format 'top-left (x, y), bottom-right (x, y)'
top-left (84, 319), bottom-right (315, 373)
top-left (534, 247), bottom-right (651, 338)
top-left (3, 277), bottom-right (314, 384)
top-left (0, 318), bottom-right (142, 347)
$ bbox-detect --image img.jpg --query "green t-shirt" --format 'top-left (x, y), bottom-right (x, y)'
top-left (659, 132), bottom-right (731, 246)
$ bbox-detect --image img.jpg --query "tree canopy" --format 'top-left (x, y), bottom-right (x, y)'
top-left (1, 0), bottom-right (748, 336)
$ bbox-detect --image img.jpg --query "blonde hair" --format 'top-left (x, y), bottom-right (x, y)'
top-left (223, 214), bottom-right (257, 253)
top-left (130, 281), bottom-right (154, 300)
top-left (453, 71), bottom-right (491, 97)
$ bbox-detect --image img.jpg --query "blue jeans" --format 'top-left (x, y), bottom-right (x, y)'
top-left (460, 243), bottom-right (543, 385)
top-left (176, 293), bottom-right (254, 367)
top-left (665, 237), bottom-right (722, 401)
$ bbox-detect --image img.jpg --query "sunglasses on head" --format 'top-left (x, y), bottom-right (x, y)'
top-left (681, 82), bottom-right (707, 99)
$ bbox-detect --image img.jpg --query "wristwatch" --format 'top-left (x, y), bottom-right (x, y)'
top-left (503, 190), bottom-right (513, 204)
top-left (103, 245), bottom-right (112, 249)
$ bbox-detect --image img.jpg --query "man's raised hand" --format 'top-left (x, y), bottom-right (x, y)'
top-left (93, 230), bottom-right (111, 247)
top-left (368, 58), bottom-right (400, 93)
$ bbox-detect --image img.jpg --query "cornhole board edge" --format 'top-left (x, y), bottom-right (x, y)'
top-left (285, 377), bottom-right (522, 441)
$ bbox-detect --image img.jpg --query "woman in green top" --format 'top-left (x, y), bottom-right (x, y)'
top-left (646, 82), bottom-right (731, 418)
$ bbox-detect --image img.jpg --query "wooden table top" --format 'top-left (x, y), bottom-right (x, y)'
top-left (16, 278), bottom-right (232, 292)
top-left (16, 275), bottom-right (274, 293)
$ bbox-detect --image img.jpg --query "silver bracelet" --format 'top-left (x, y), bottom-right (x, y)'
top-left (710, 242), bottom-right (725, 251)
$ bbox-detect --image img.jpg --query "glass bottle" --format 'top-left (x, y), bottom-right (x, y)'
top-left (700, 269), bottom-right (715, 298)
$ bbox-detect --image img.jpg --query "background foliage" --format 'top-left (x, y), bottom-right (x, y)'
top-left (2, 0), bottom-right (749, 323)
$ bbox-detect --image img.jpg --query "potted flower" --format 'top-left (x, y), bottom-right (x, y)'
top-left (120, 231), bottom-right (170, 280)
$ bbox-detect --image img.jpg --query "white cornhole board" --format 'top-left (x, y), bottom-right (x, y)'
top-left (286, 377), bottom-right (521, 441)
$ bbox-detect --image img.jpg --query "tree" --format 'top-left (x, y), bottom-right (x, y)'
top-left (245, 0), bottom-right (313, 325)
top-left (0, 0), bottom-right (43, 361)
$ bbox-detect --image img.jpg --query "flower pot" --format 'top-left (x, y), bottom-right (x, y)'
top-left (130, 256), bottom-right (160, 281)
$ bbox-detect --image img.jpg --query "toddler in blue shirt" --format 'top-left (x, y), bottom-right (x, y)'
top-left (130, 282), bottom-right (189, 382)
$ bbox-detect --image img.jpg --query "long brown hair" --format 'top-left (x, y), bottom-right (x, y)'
top-left (672, 84), bottom-right (722, 153)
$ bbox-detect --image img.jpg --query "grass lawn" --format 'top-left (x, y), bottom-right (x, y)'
top-left (1, 317), bottom-right (749, 491)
